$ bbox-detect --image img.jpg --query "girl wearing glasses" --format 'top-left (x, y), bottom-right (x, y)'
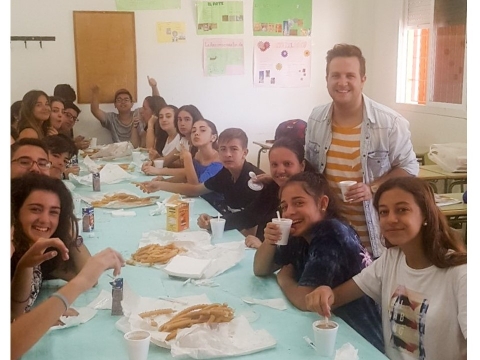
top-left (18, 90), bottom-right (51, 140)
top-left (11, 174), bottom-right (92, 320)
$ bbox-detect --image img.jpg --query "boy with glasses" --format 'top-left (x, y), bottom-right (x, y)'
top-left (60, 101), bottom-right (90, 150)
top-left (11, 138), bottom-right (51, 179)
top-left (90, 78), bottom-right (160, 143)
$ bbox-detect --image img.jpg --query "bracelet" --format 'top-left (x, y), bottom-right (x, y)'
top-left (49, 292), bottom-right (69, 311)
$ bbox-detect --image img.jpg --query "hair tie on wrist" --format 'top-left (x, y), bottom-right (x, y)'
top-left (49, 292), bottom-right (69, 311)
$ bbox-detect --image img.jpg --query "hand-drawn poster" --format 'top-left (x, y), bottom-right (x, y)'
top-left (254, 39), bottom-right (311, 87)
top-left (156, 22), bottom-right (186, 43)
top-left (196, 1), bottom-right (244, 35)
top-left (253, 0), bottom-right (312, 36)
top-left (116, 0), bottom-right (181, 10)
top-left (203, 39), bottom-right (244, 76)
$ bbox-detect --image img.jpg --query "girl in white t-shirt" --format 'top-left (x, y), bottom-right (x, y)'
top-left (145, 105), bottom-right (179, 160)
top-left (305, 177), bottom-right (467, 360)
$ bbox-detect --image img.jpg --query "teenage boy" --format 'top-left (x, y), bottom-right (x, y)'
top-left (11, 138), bottom-right (51, 179)
top-left (60, 101), bottom-right (90, 151)
top-left (137, 128), bottom-right (264, 230)
top-left (90, 77), bottom-right (160, 143)
top-left (43, 134), bottom-right (78, 179)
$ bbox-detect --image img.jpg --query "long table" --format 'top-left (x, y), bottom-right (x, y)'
top-left (23, 163), bottom-right (387, 360)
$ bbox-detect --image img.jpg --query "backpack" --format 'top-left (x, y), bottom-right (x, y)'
top-left (274, 119), bottom-right (307, 145)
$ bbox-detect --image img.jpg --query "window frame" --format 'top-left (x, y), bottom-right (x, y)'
top-left (396, 0), bottom-right (467, 117)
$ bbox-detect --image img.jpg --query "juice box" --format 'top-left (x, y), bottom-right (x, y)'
top-left (166, 199), bottom-right (189, 232)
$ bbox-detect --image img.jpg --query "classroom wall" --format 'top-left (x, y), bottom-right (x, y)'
top-left (11, 0), bottom-right (466, 170)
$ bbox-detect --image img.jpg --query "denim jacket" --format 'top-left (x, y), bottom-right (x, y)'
top-left (305, 94), bottom-right (419, 257)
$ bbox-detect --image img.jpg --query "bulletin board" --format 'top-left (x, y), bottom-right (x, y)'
top-left (73, 11), bottom-right (137, 104)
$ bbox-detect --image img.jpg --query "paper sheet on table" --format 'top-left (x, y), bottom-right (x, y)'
top-left (116, 289), bottom-right (276, 357)
top-left (137, 229), bottom-right (245, 278)
top-left (241, 297), bottom-right (287, 310)
top-left (335, 343), bottom-right (359, 360)
top-left (49, 307), bottom-right (97, 331)
top-left (68, 163), bottom-right (136, 185)
top-left (90, 141), bottom-right (133, 160)
top-left (87, 289), bottom-right (112, 310)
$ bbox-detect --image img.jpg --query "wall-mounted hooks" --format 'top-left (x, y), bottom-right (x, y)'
top-left (11, 36), bottom-right (55, 49)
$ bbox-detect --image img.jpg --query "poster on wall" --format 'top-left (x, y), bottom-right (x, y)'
top-left (253, 38), bottom-right (311, 87)
top-left (196, 1), bottom-right (244, 35)
top-left (116, 0), bottom-right (181, 10)
top-left (203, 39), bottom-right (244, 76)
top-left (252, 0), bottom-right (312, 36)
top-left (156, 22), bottom-right (186, 43)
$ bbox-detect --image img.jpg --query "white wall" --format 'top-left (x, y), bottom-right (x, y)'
top-left (11, 0), bottom-right (466, 169)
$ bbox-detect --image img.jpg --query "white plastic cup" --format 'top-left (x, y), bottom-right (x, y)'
top-left (312, 320), bottom-right (339, 357)
top-left (154, 159), bottom-right (164, 168)
top-left (272, 218), bottom-right (293, 245)
top-left (210, 218), bottom-right (226, 239)
top-left (124, 330), bottom-right (151, 360)
top-left (338, 181), bottom-right (357, 202)
top-left (183, 198), bottom-right (195, 216)
top-left (90, 137), bottom-right (97, 148)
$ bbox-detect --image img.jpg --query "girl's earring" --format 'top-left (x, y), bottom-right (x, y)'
top-left (423, 222), bottom-right (427, 226)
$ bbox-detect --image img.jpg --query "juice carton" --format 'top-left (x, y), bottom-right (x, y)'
top-left (166, 199), bottom-right (189, 232)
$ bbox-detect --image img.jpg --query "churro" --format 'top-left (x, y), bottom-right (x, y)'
top-left (130, 243), bottom-right (185, 265)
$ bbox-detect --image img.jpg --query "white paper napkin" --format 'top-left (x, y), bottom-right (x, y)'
top-left (49, 307), bottom-right (97, 330)
top-left (87, 289), bottom-right (112, 310)
top-left (241, 297), bottom-right (287, 310)
top-left (111, 209), bottom-right (137, 217)
top-left (335, 343), bottom-right (359, 360)
top-left (163, 256), bottom-right (211, 279)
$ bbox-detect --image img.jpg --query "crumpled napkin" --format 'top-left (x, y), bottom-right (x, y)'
top-left (69, 163), bottom-right (135, 185)
top-left (90, 141), bottom-right (133, 160)
top-left (49, 307), bottom-right (97, 330)
top-left (149, 200), bottom-right (167, 216)
top-left (335, 343), bottom-right (359, 360)
top-left (87, 289), bottom-right (112, 310)
top-left (241, 297), bottom-right (287, 310)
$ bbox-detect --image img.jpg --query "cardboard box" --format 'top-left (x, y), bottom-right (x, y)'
top-left (166, 199), bottom-right (189, 232)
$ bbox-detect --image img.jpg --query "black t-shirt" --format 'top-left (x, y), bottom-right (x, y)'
top-left (204, 161), bottom-right (264, 212)
top-left (223, 181), bottom-right (279, 240)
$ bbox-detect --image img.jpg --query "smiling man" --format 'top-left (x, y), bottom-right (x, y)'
top-left (305, 44), bottom-right (419, 258)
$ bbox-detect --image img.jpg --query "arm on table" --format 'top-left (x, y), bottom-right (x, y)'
top-left (276, 264), bottom-right (315, 310)
top-left (305, 279), bottom-right (364, 317)
top-left (11, 248), bottom-right (124, 360)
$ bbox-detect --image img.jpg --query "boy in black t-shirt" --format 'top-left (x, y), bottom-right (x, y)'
top-left (137, 128), bottom-right (264, 230)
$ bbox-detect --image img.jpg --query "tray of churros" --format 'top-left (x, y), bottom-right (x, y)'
top-left (116, 292), bottom-right (277, 356)
top-left (87, 192), bottom-right (160, 209)
top-left (126, 243), bottom-right (187, 266)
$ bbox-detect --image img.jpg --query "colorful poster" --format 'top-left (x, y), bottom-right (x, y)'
top-left (253, 0), bottom-right (312, 36)
top-left (254, 39), bottom-right (311, 87)
top-left (203, 39), bottom-right (244, 76)
top-left (115, 0), bottom-right (181, 10)
top-left (156, 22), bottom-right (186, 43)
top-left (196, 1), bottom-right (244, 35)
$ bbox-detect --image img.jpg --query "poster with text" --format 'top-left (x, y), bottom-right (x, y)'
top-left (156, 22), bottom-right (186, 43)
top-left (116, 0), bottom-right (180, 10)
top-left (203, 39), bottom-right (244, 76)
top-left (196, 1), bottom-right (244, 35)
top-left (254, 39), bottom-right (311, 87)
top-left (253, 0), bottom-right (312, 36)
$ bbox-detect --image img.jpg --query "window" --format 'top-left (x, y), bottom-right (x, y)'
top-left (397, 0), bottom-right (467, 107)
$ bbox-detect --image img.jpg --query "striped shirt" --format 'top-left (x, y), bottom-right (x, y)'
top-left (324, 123), bottom-right (370, 254)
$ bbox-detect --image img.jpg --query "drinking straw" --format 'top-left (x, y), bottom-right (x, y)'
top-left (217, 213), bottom-right (220, 220)
top-left (276, 211), bottom-right (281, 220)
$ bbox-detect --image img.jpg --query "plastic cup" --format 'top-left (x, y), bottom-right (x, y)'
top-left (154, 159), bottom-right (164, 168)
top-left (312, 320), bottom-right (339, 357)
top-left (90, 137), bottom-right (97, 148)
top-left (124, 330), bottom-right (151, 360)
top-left (272, 218), bottom-right (293, 245)
top-left (183, 198), bottom-right (195, 216)
top-left (73, 196), bottom-right (82, 218)
top-left (338, 181), bottom-right (357, 202)
top-left (210, 218), bottom-right (226, 239)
